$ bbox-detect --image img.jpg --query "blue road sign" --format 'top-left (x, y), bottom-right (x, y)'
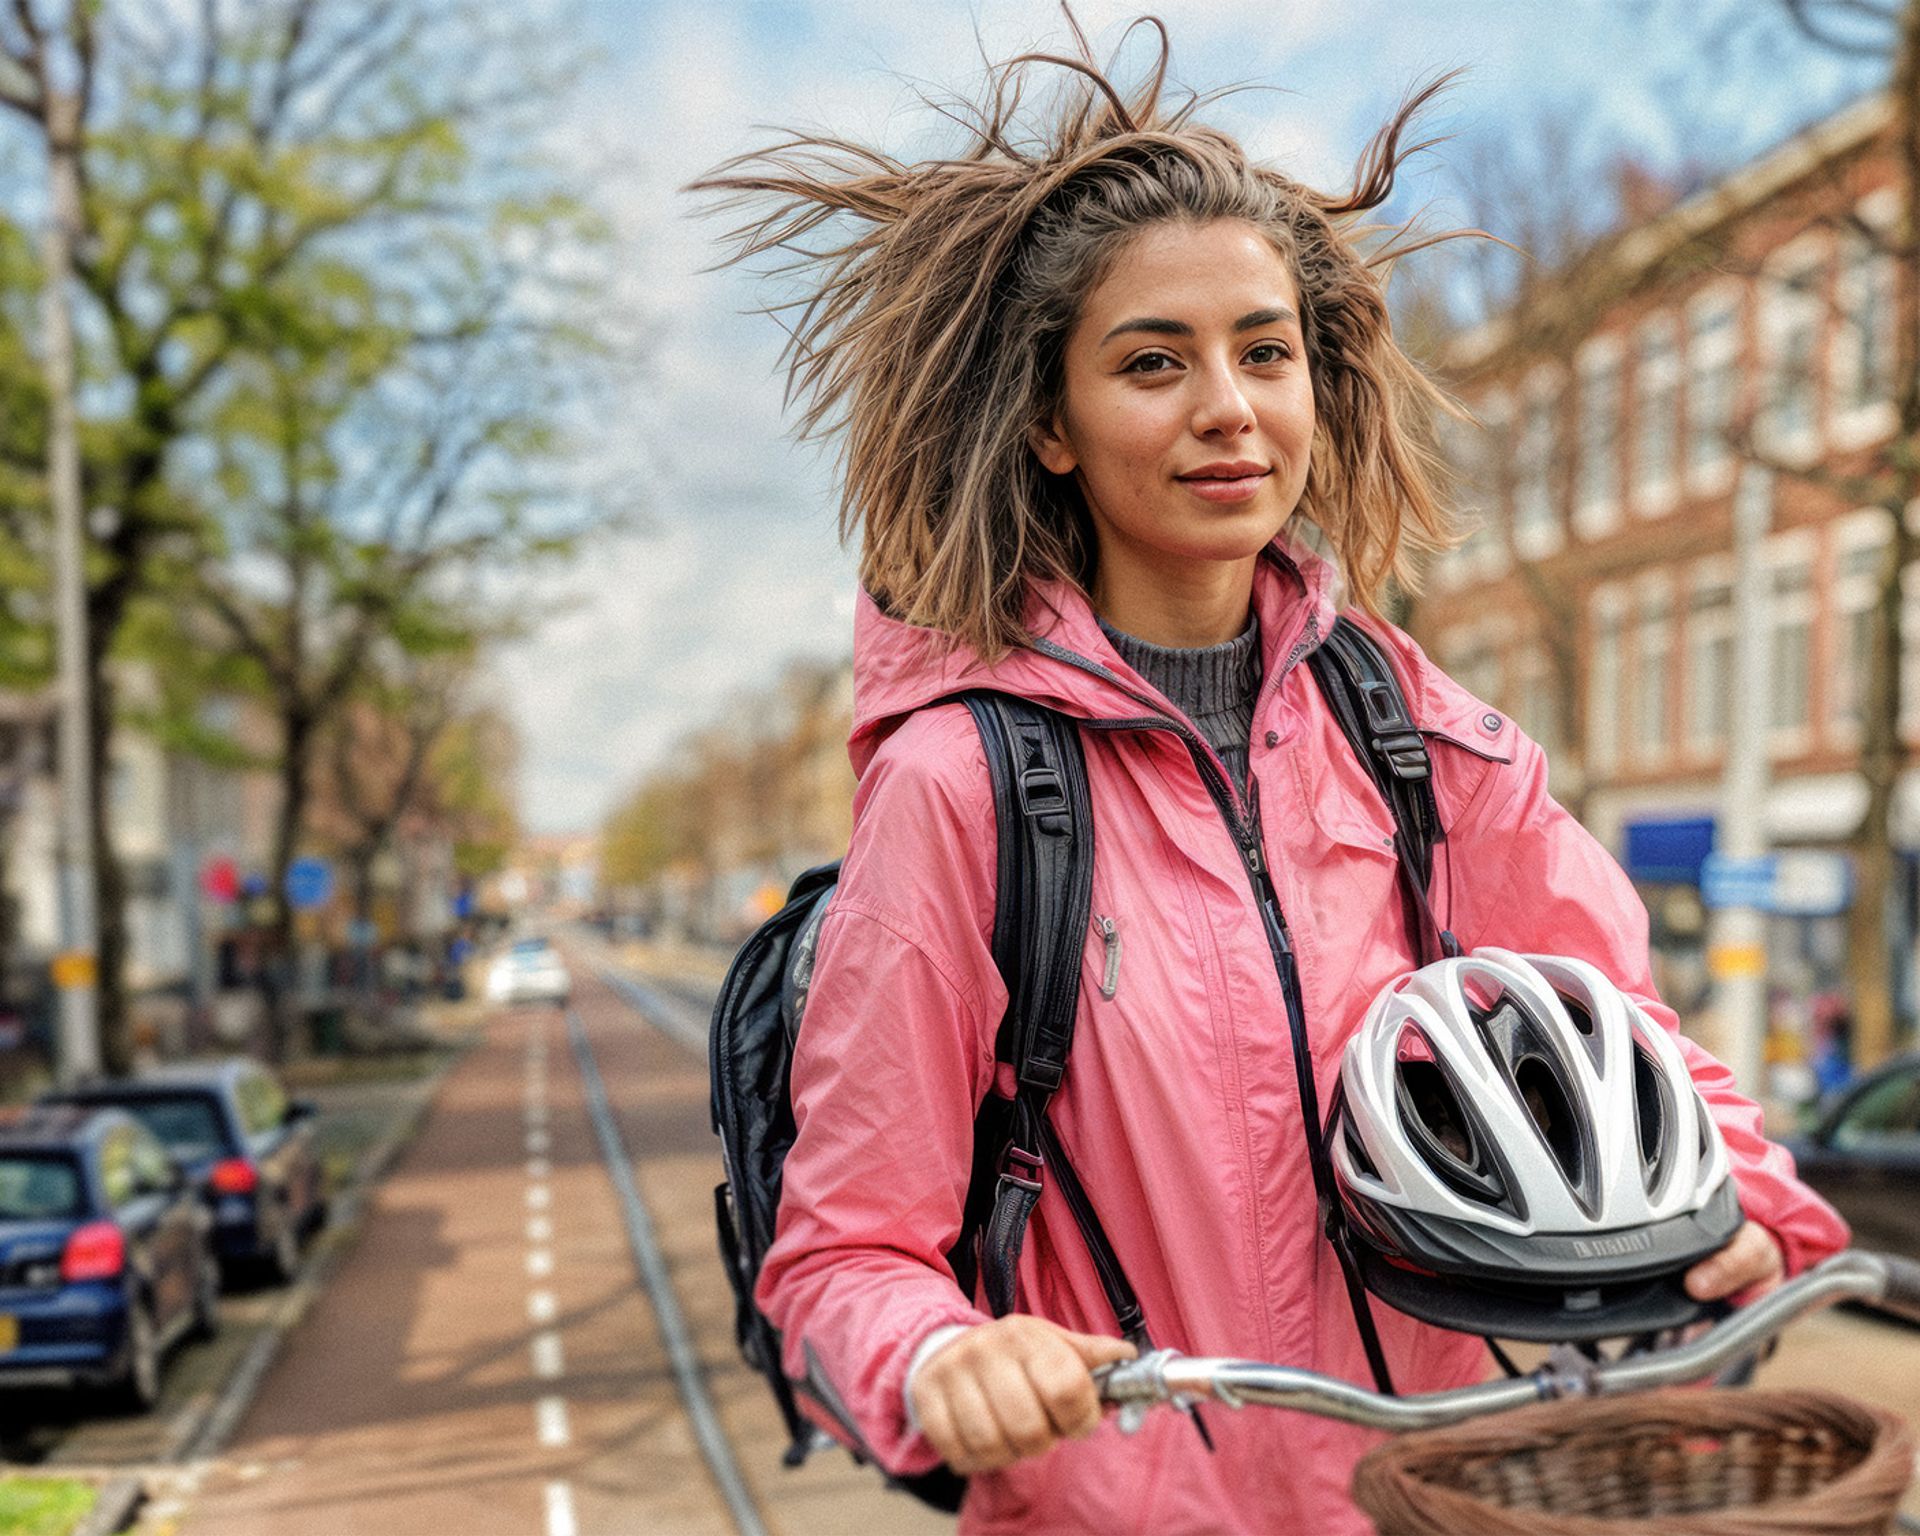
top-left (1701, 852), bottom-right (1776, 911)
top-left (284, 857), bottom-right (335, 911)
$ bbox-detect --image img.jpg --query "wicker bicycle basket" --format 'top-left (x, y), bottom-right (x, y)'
top-left (1351, 1389), bottom-right (1915, 1536)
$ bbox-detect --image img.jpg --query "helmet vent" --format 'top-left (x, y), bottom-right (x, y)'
top-left (1514, 1054), bottom-right (1585, 1194)
top-left (1632, 1045), bottom-right (1671, 1195)
top-left (1394, 1059), bottom-right (1507, 1208)
top-left (1558, 991), bottom-right (1607, 1071)
top-left (1343, 1119), bottom-right (1380, 1181)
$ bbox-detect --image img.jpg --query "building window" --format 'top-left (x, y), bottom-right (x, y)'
top-left (1686, 289), bottom-right (1739, 486)
top-left (1443, 631), bottom-right (1504, 710)
top-left (1437, 399), bottom-right (1509, 585)
top-left (1513, 380), bottom-right (1560, 558)
top-left (1761, 248), bottom-right (1825, 461)
top-left (1633, 584), bottom-right (1672, 761)
top-left (1574, 344), bottom-right (1620, 536)
top-left (1633, 317), bottom-right (1680, 511)
top-left (1589, 591), bottom-right (1625, 774)
top-left (1834, 229), bottom-right (1897, 431)
top-left (1686, 571), bottom-right (1733, 754)
top-left (1513, 645), bottom-right (1562, 757)
top-left (1768, 559), bottom-right (1814, 743)
top-left (1836, 529), bottom-right (1889, 734)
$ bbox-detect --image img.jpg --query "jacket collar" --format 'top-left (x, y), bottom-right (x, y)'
top-left (849, 528), bottom-right (1340, 775)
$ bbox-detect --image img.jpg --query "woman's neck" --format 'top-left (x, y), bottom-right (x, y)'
top-left (1091, 552), bottom-right (1258, 648)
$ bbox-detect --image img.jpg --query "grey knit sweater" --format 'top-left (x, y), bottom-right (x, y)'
top-left (1098, 612), bottom-right (1261, 790)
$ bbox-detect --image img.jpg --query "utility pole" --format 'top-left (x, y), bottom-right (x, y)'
top-left (1706, 462), bottom-right (1775, 1103)
top-left (42, 82), bottom-right (101, 1082)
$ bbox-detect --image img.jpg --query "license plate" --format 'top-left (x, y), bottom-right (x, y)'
top-left (0, 1313), bottom-right (16, 1354)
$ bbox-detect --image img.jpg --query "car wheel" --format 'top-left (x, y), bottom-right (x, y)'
top-left (264, 1209), bottom-right (301, 1284)
top-left (111, 1298), bottom-right (163, 1413)
top-left (303, 1195), bottom-right (331, 1237)
top-left (189, 1245), bottom-right (222, 1340)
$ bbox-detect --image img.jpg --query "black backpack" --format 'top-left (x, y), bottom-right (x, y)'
top-left (709, 619), bottom-right (1445, 1510)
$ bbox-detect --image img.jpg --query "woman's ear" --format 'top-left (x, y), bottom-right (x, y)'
top-left (1028, 412), bottom-right (1077, 476)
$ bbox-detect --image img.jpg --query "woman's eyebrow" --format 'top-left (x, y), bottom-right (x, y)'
top-left (1098, 306), bottom-right (1299, 346)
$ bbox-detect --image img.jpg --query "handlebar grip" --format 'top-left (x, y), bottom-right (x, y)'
top-left (1875, 1253), bottom-right (1920, 1324)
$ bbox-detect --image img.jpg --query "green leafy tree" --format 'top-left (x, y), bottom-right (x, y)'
top-left (0, 0), bottom-right (607, 1064)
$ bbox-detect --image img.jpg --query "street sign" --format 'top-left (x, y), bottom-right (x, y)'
top-left (1769, 851), bottom-right (1853, 916)
top-left (284, 857), bottom-right (335, 911)
top-left (200, 856), bottom-right (239, 903)
top-left (1700, 850), bottom-right (1854, 915)
top-left (1701, 853), bottom-right (1775, 911)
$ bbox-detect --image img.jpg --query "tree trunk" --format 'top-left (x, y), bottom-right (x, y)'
top-left (1845, 0), bottom-right (1920, 1070)
top-left (349, 843), bottom-right (378, 1009)
top-left (84, 623), bottom-right (132, 1075)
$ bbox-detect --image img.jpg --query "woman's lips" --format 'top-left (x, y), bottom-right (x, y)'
top-left (1177, 470), bottom-right (1271, 504)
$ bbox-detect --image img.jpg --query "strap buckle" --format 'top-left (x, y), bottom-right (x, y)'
top-left (1370, 727), bottom-right (1430, 783)
top-left (997, 1144), bottom-right (1045, 1193)
top-left (1017, 765), bottom-right (1071, 834)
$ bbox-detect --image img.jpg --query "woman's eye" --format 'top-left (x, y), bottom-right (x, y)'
top-left (1122, 351), bottom-right (1178, 375)
top-left (1245, 342), bottom-right (1292, 365)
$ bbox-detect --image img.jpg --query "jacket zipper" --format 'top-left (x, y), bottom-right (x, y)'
top-left (1095, 916), bottom-right (1121, 1000)
top-left (1030, 640), bottom-right (1324, 1127)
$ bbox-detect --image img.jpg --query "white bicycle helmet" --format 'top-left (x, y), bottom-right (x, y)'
top-left (1328, 947), bottom-right (1744, 1341)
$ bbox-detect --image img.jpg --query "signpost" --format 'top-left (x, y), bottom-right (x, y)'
top-left (284, 857), bottom-right (335, 911)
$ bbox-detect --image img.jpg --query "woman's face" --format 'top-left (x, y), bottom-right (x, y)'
top-left (1031, 218), bottom-right (1315, 585)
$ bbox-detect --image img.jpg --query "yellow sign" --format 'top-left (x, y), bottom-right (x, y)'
top-left (51, 951), bottom-right (97, 990)
top-left (1707, 944), bottom-right (1765, 980)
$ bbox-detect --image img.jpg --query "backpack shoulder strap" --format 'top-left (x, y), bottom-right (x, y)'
top-left (1306, 616), bottom-right (1459, 966)
top-left (964, 693), bottom-right (1094, 1090)
top-left (956, 693), bottom-right (1149, 1345)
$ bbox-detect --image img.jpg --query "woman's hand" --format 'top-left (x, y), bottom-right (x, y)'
top-left (909, 1315), bottom-right (1136, 1475)
top-left (1684, 1219), bottom-right (1784, 1305)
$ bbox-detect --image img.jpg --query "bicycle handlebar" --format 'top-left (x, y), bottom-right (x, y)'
top-left (1094, 1249), bottom-right (1920, 1435)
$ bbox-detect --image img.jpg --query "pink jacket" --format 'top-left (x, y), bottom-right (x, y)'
top-left (759, 534), bottom-right (1848, 1536)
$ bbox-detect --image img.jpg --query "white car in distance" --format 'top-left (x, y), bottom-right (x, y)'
top-left (487, 938), bottom-right (572, 1005)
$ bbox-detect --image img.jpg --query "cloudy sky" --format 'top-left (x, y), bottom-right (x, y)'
top-left (499, 0), bottom-right (1883, 834)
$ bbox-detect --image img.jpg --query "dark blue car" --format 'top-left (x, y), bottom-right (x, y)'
top-left (0, 1104), bottom-right (219, 1410)
top-left (43, 1060), bottom-right (325, 1283)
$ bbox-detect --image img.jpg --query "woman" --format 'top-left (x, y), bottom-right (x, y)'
top-left (698, 21), bottom-right (1846, 1535)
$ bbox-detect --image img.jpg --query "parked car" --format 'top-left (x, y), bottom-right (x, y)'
top-left (0, 1104), bottom-right (219, 1410)
top-left (43, 1061), bottom-right (325, 1284)
top-left (1785, 1050), bottom-right (1920, 1264)
top-left (486, 937), bottom-right (571, 1005)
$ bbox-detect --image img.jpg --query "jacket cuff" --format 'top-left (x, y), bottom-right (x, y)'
top-left (902, 1323), bottom-right (974, 1434)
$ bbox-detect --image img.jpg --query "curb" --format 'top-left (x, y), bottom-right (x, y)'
top-left (70, 1477), bottom-right (144, 1536)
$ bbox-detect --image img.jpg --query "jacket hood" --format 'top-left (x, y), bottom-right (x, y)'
top-left (848, 529), bottom-right (1341, 776)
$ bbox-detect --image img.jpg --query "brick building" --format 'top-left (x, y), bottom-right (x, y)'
top-left (1411, 89), bottom-right (1911, 1055)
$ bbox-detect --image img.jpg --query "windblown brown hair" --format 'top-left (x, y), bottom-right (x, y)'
top-left (693, 14), bottom-right (1466, 661)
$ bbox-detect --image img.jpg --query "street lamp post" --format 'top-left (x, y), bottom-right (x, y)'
top-left (1708, 461), bottom-right (1775, 1103)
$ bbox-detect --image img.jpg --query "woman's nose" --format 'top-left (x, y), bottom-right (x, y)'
top-left (1190, 361), bottom-right (1256, 437)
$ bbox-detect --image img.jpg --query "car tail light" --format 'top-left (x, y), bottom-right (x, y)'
top-left (209, 1157), bottom-right (259, 1195)
top-left (61, 1221), bottom-right (126, 1282)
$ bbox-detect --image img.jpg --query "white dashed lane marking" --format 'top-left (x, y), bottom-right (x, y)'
top-left (545, 1480), bottom-right (578, 1536)
top-left (526, 1013), bottom-right (576, 1530)
top-left (536, 1394), bottom-right (571, 1448)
